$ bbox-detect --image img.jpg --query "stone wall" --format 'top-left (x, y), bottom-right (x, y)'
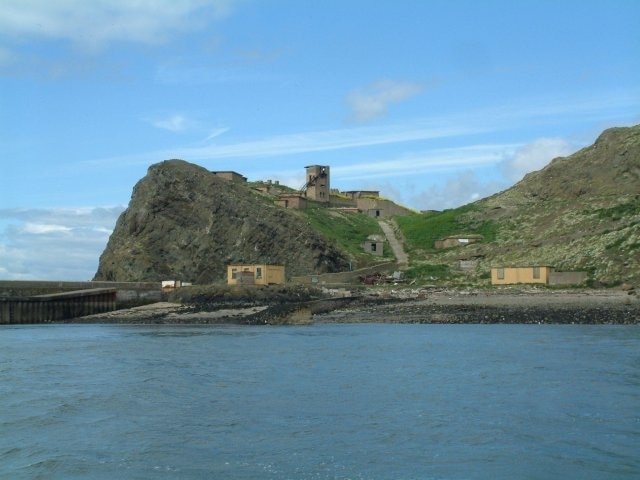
top-left (549, 271), bottom-right (588, 286)
top-left (291, 262), bottom-right (396, 286)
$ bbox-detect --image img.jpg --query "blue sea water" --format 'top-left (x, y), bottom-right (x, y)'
top-left (1, 323), bottom-right (638, 480)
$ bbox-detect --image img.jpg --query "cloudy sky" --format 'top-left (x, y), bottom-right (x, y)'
top-left (1, 0), bottom-right (639, 280)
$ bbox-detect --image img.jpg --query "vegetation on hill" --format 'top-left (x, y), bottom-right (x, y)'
top-left (302, 204), bottom-right (392, 265)
top-left (396, 204), bottom-right (499, 252)
top-left (94, 124), bottom-right (640, 287)
top-left (394, 124), bottom-right (640, 287)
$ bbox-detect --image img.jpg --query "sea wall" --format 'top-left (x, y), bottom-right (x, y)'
top-left (0, 281), bottom-right (162, 308)
top-left (0, 288), bottom-right (117, 324)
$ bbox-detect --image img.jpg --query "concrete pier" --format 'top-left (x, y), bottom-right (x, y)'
top-left (0, 288), bottom-right (117, 324)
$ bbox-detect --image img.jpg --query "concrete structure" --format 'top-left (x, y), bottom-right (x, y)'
top-left (0, 280), bottom-right (162, 308)
top-left (435, 235), bottom-right (483, 249)
top-left (212, 171), bottom-right (247, 182)
top-left (161, 280), bottom-right (192, 291)
top-left (491, 266), bottom-right (554, 285)
top-left (342, 190), bottom-right (380, 200)
top-left (304, 165), bottom-right (330, 203)
top-left (549, 271), bottom-right (588, 286)
top-left (275, 194), bottom-right (307, 210)
top-left (356, 197), bottom-right (414, 218)
top-left (458, 259), bottom-right (479, 271)
top-left (363, 235), bottom-right (385, 256)
top-left (227, 264), bottom-right (286, 286)
top-left (0, 288), bottom-right (117, 324)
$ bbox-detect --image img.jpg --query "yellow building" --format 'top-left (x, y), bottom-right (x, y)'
top-left (227, 264), bottom-right (285, 286)
top-left (491, 266), bottom-right (554, 285)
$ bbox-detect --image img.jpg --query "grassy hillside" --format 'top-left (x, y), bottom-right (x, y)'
top-left (396, 204), bottom-right (499, 252)
top-left (302, 205), bottom-right (392, 266)
top-left (393, 125), bottom-right (640, 287)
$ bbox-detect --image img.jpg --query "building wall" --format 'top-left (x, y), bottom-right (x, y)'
top-left (356, 198), bottom-right (413, 217)
top-left (304, 165), bottom-right (330, 203)
top-left (435, 236), bottom-right (482, 249)
top-left (276, 195), bottom-right (307, 210)
top-left (363, 240), bottom-right (384, 256)
top-left (491, 266), bottom-right (553, 285)
top-left (212, 171), bottom-right (247, 182)
top-left (549, 271), bottom-right (588, 286)
top-left (343, 190), bottom-right (380, 200)
top-left (227, 264), bottom-right (286, 285)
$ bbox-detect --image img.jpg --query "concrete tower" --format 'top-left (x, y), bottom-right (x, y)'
top-left (304, 165), bottom-right (330, 203)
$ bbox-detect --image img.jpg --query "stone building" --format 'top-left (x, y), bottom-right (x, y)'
top-left (212, 171), bottom-right (247, 182)
top-left (363, 234), bottom-right (385, 256)
top-left (435, 235), bottom-right (483, 249)
top-left (275, 194), bottom-right (307, 210)
top-left (304, 165), bottom-right (330, 203)
top-left (227, 264), bottom-right (285, 286)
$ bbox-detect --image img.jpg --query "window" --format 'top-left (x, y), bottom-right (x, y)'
top-left (532, 267), bottom-right (540, 279)
top-left (231, 268), bottom-right (238, 279)
top-left (497, 268), bottom-right (505, 280)
top-left (371, 243), bottom-right (377, 252)
top-left (256, 267), bottom-right (262, 279)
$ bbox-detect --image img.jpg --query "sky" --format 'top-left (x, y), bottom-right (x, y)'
top-left (1, 0), bottom-right (639, 281)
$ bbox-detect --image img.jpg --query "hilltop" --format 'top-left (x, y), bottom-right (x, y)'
top-left (94, 124), bottom-right (640, 287)
top-left (397, 124), bottom-right (640, 286)
top-left (94, 160), bottom-right (352, 283)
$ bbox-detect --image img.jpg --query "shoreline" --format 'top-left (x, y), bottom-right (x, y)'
top-left (69, 288), bottom-right (640, 325)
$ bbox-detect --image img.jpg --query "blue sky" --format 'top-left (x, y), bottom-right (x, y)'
top-left (1, 0), bottom-right (639, 280)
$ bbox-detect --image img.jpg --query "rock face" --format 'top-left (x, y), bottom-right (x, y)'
top-left (454, 124), bottom-right (640, 285)
top-left (94, 160), bottom-right (349, 283)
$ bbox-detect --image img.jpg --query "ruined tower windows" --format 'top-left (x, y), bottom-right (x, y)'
top-left (304, 165), bottom-right (330, 204)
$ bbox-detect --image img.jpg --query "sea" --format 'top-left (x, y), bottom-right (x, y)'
top-left (1, 323), bottom-right (638, 480)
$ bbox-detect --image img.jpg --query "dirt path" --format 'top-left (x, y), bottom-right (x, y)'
top-left (378, 219), bottom-right (408, 269)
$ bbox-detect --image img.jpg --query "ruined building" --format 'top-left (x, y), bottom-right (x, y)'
top-left (304, 165), bottom-right (330, 203)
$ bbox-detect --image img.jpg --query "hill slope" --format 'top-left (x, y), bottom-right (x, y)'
top-left (397, 124), bottom-right (640, 286)
top-left (94, 160), bottom-right (350, 283)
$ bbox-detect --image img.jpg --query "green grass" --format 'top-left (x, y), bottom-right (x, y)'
top-left (404, 263), bottom-right (450, 280)
top-left (395, 204), bottom-right (499, 251)
top-left (302, 205), bottom-right (386, 261)
top-left (594, 197), bottom-right (640, 221)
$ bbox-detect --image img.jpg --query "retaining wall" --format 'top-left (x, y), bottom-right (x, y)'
top-left (0, 288), bottom-right (117, 324)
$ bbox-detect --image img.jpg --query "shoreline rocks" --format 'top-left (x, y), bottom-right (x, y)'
top-left (70, 289), bottom-right (640, 325)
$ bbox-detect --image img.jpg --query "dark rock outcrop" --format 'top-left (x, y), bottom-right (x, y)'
top-left (94, 160), bottom-right (349, 282)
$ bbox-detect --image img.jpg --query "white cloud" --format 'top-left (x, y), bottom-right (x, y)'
top-left (0, 207), bottom-right (124, 280)
top-left (333, 143), bottom-right (521, 181)
top-left (83, 121), bottom-right (490, 168)
top-left (501, 137), bottom-right (572, 181)
top-left (409, 172), bottom-right (507, 211)
top-left (202, 127), bottom-right (230, 142)
top-left (22, 223), bottom-right (73, 235)
top-left (0, 0), bottom-right (233, 52)
top-left (347, 79), bottom-right (424, 122)
top-left (149, 113), bottom-right (190, 133)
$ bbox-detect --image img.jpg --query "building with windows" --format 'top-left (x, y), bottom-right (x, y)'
top-left (363, 234), bottom-right (385, 256)
top-left (304, 165), bottom-right (330, 203)
top-left (491, 266), bottom-right (554, 285)
top-left (226, 264), bottom-right (286, 286)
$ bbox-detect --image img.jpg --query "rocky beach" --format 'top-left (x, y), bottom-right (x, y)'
top-left (73, 287), bottom-right (640, 325)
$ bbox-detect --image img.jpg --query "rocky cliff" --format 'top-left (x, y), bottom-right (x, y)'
top-left (430, 124), bottom-right (640, 285)
top-left (94, 160), bottom-right (349, 283)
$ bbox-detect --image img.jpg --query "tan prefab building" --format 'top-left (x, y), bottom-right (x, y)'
top-left (227, 264), bottom-right (285, 286)
top-left (491, 266), bottom-right (554, 285)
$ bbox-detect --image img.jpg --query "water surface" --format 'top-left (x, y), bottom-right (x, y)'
top-left (1, 324), bottom-right (638, 479)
